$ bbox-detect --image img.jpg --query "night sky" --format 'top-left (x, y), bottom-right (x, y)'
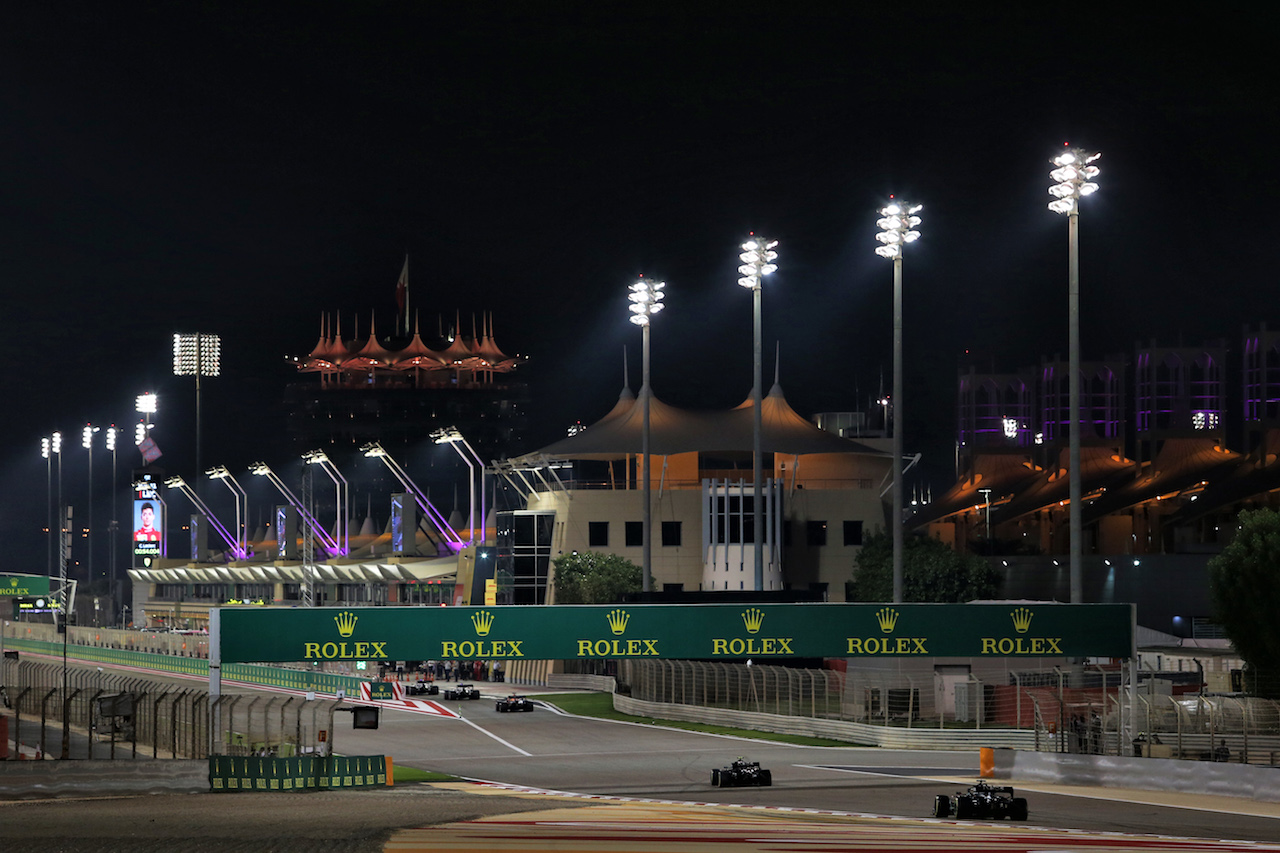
top-left (1, 4), bottom-right (1276, 576)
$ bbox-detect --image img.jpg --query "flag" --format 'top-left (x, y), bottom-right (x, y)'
top-left (138, 436), bottom-right (162, 464)
top-left (395, 256), bottom-right (408, 313)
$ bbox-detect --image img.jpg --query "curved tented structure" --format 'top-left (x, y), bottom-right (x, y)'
top-left (518, 383), bottom-right (885, 462)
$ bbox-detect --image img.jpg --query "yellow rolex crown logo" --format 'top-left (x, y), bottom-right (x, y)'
top-left (876, 607), bottom-right (899, 634)
top-left (334, 611), bottom-right (357, 638)
top-left (1011, 607), bottom-right (1033, 634)
top-left (606, 609), bottom-right (630, 635)
top-left (741, 607), bottom-right (765, 634)
top-left (471, 610), bottom-right (494, 636)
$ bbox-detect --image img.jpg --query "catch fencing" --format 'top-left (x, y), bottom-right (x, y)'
top-left (2, 658), bottom-right (341, 761)
top-left (620, 659), bottom-right (1280, 763)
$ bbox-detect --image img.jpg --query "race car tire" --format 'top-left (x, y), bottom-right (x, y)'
top-left (1010, 798), bottom-right (1028, 821)
top-left (444, 691), bottom-right (455, 700)
top-left (932, 795), bottom-right (951, 818)
top-left (954, 797), bottom-right (974, 820)
top-left (759, 769), bottom-right (772, 787)
top-left (711, 769), bottom-right (721, 786)
top-left (718, 771), bottom-right (733, 788)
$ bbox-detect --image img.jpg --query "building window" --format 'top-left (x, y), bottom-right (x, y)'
top-left (625, 521), bottom-right (643, 547)
top-left (661, 521), bottom-right (682, 547)
top-left (843, 520), bottom-right (864, 546)
top-left (806, 520), bottom-right (828, 547)
top-left (588, 521), bottom-right (609, 547)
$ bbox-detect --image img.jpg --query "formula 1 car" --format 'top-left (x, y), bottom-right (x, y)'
top-left (405, 680), bottom-right (439, 696)
top-left (711, 758), bottom-right (772, 787)
top-left (932, 780), bottom-right (1028, 821)
top-left (443, 683), bottom-right (482, 700)
top-left (495, 694), bottom-right (534, 712)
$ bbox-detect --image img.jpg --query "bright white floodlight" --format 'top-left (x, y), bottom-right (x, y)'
top-left (875, 201), bottom-right (923, 259)
top-left (628, 277), bottom-right (666, 326)
top-left (737, 238), bottom-right (779, 289)
top-left (1048, 147), bottom-right (1101, 214)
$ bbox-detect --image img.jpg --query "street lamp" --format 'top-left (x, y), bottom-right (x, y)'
top-left (1048, 146), bottom-right (1101, 604)
top-left (206, 465), bottom-right (249, 559)
top-left (431, 428), bottom-right (487, 547)
top-left (876, 199), bottom-right (922, 604)
top-left (978, 487), bottom-right (993, 542)
top-left (629, 275), bottom-right (665, 593)
top-left (361, 441), bottom-right (465, 551)
top-left (302, 450), bottom-right (350, 556)
top-left (738, 236), bottom-right (778, 591)
top-left (173, 334), bottom-right (220, 494)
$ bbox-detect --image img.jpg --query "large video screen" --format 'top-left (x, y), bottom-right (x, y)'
top-left (133, 477), bottom-right (164, 565)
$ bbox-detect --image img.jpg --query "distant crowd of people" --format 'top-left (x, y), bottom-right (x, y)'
top-left (376, 659), bottom-right (505, 683)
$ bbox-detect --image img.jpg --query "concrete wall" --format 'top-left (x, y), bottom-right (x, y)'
top-left (990, 748), bottom-right (1280, 803)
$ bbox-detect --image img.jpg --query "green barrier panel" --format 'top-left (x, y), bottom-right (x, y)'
top-left (209, 754), bottom-right (387, 792)
top-left (219, 602), bottom-right (1135, 663)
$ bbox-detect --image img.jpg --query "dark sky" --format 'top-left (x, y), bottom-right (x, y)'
top-left (1, 3), bottom-right (1276, 573)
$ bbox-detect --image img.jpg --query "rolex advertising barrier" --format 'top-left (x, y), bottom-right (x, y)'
top-left (208, 754), bottom-right (388, 792)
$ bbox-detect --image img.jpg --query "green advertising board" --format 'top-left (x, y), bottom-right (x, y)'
top-left (0, 574), bottom-right (51, 597)
top-left (215, 602), bottom-right (1133, 664)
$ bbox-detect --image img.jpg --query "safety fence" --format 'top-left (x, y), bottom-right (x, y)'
top-left (2, 659), bottom-right (344, 761)
top-left (619, 659), bottom-right (1280, 763)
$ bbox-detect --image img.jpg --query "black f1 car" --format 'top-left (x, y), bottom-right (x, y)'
top-left (711, 758), bottom-right (772, 787)
top-left (405, 680), bottom-right (439, 696)
top-left (933, 780), bottom-right (1028, 821)
top-left (443, 683), bottom-right (482, 700)
top-left (495, 694), bottom-right (534, 712)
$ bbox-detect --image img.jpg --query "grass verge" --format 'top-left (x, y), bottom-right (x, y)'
top-left (537, 692), bottom-right (863, 747)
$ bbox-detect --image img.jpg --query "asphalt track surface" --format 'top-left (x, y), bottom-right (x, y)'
top-left (6, 679), bottom-right (1280, 851)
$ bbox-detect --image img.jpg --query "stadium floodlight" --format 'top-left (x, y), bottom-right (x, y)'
top-left (431, 427), bottom-right (487, 547)
top-left (626, 275), bottom-right (666, 591)
top-left (737, 236), bottom-right (778, 592)
top-left (361, 441), bottom-right (463, 550)
top-left (1048, 145), bottom-right (1101, 604)
top-left (875, 199), bottom-right (922, 603)
top-left (173, 333), bottom-right (220, 494)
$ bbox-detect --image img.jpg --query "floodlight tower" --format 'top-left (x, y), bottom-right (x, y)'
top-left (737, 236), bottom-right (778, 591)
top-left (106, 426), bottom-right (119, 621)
top-left (628, 275), bottom-right (665, 592)
top-left (82, 424), bottom-right (100, 584)
top-left (41, 436), bottom-right (53, 577)
top-left (875, 199), bottom-right (922, 603)
top-left (1048, 145), bottom-right (1101, 604)
top-left (172, 334), bottom-right (220, 495)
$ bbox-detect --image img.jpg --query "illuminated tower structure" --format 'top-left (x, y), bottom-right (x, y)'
top-left (284, 311), bottom-right (528, 463)
top-left (1038, 352), bottom-right (1127, 458)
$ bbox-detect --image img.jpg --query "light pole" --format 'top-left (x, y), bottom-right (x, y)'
top-left (106, 426), bottom-right (119, 623)
top-left (42, 437), bottom-right (53, 577)
top-left (173, 334), bottom-right (220, 496)
top-left (737, 236), bottom-right (778, 591)
top-left (302, 450), bottom-right (350, 556)
top-left (628, 275), bottom-right (665, 593)
top-left (207, 466), bottom-right (249, 559)
top-left (431, 428), bottom-right (488, 548)
top-left (82, 424), bottom-right (99, 587)
top-left (876, 200), bottom-right (922, 603)
top-left (1048, 145), bottom-right (1101, 604)
top-left (979, 487), bottom-right (993, 543)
